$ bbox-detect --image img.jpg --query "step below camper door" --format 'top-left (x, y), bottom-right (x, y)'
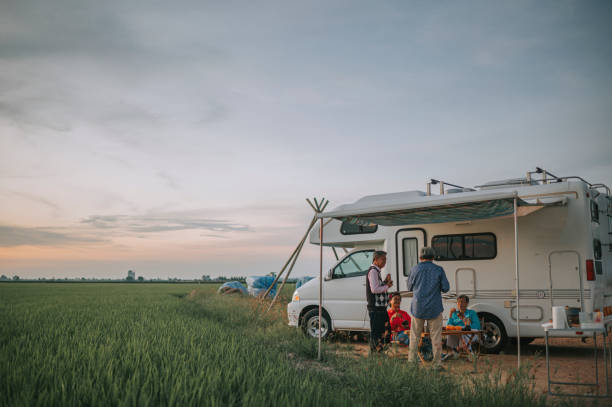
top-left (395, 229), bottom-right (426, 293)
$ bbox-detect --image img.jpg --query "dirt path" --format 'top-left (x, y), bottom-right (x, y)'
top-left (337, 337), bottom-right (612, 400)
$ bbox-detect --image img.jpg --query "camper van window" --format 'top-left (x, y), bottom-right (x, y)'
top-left (591, 200), bottom-right (599, 223)
top-left (402, 238), bottom-right (419, 276)
top-left (332, 250), bottom-right (374, 279)
top-left (340, 221), bottom-right (378, 235)
top-left (432, 233), bottom-right (496, 261)
top-left (593, 239), bottom-right (602, 260)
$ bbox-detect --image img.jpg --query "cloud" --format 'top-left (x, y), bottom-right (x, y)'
top-left (0, 207), bottom-right (252, 248)
top-left (198, 101), bottom-right (229, 124)
top-left (0, 99), bottom-right (72, 132)
top-left (81, 213), bottom-right (249, 234)
top-left (156, 171), bottom-right (179, 190)
top-left (0, 225), bottom-right (106, 247)
top-left (5, 190), bottom-right (61, 212)
top-left (202, 234), bottom-right (230, 239)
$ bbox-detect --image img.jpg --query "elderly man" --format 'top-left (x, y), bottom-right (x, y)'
top-left (366, 250), bottom-right (393, 352)
top-left (407, 247), bottom-right (450, 369)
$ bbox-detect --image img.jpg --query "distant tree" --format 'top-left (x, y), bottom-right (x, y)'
top-left (202, 275), bottom-right (211, 281)
top-left (12, 275), bottom-right (20, 281)
top-left (0, 275), bottom-right (8, 281)
top-left (137, 276), bottom-right (144, 281)
top-left (126, 270), bottom-right (135, 281)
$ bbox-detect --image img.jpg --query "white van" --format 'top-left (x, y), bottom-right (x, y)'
top-left (287, 170), bottom-right (611, 353)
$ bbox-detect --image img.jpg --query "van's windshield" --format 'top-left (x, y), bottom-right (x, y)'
top-left (332, 250), bottom-right (374, 279)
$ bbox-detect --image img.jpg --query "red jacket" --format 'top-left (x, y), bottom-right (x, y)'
top-left (387, 308), bottom-right (411, 332)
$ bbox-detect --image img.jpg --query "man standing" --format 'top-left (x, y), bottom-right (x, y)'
top-left (366, 250), bottom-right (393, 352)
top-left (407, 247), bottom-right (450, 369)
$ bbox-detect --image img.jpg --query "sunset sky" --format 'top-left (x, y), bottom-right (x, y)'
top-left (1, 0), bottom-right (611, 279)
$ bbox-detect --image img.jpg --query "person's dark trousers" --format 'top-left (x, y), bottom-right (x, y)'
top-left (368, 308), bottom-right (390, 352)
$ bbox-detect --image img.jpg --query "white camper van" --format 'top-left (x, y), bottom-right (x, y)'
top-left (287, 169), bottom-right (611, 353)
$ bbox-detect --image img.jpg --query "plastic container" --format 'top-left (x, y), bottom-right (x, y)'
top-left (552, 306), bottom-right (568, 329)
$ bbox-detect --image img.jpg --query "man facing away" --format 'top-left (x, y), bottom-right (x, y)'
top-left (407, 247), bottom-right (450, 369)
top-left (366, 250), bottom-right (393, 352)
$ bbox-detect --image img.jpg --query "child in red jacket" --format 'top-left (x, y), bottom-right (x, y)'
top-left (387, 293), bottom-right (411, 346)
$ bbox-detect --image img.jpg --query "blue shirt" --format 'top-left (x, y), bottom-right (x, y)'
top-left (407, 261), bottom-right (450, 319)
top-left (448, 309), bottom-right (481, 330)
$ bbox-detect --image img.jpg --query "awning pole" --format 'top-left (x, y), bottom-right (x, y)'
top-left (318, 215), bottom-right (323, 361)
top-left (514, 194), bottom-right (521, 368)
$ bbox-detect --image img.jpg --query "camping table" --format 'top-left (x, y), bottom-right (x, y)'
top-left (544, 322), bottom-right (611, 398)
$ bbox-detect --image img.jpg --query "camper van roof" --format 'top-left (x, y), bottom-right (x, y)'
top-left (320, 179), bottom-right (572, 226)
top-left (324, 189), bottom-right (520, 219)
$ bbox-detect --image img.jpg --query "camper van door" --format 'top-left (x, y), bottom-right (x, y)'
top-left (549, 251), bottom-right (581, 309)
top-left (395, 229), bottom-right (426, 292)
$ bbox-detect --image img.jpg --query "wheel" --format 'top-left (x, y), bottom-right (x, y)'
top-left (480, 313), bottom-right (508, 354)
top-left (301, 308), bottom-right (331, 339)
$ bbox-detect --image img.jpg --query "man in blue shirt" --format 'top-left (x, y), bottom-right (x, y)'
top-left (407, 247), bottom-right (450, 369)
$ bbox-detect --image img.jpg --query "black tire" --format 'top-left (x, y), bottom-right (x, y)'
top-left (479, 313), bottom-right (508, 354)
top-left (301, 308), bottom-right (331, 340)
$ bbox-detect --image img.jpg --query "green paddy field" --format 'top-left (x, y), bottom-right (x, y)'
top-left (0, 283), bottom-right (547, 406)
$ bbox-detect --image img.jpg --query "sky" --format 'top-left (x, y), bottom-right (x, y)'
top-left (1, 0), bottom-right (611, 279)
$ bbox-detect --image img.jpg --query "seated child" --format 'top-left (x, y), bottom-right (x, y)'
top-left (387, 293), bottom-right (411, 346)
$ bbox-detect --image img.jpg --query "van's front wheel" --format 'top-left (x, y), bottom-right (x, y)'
top-left (301, 309), bottom-right (331, 339)
top-left (480, 313), bottom-right (508, 354)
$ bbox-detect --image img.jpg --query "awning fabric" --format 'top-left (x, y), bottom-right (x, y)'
top-left (320, 190), bottom-right (565, 227)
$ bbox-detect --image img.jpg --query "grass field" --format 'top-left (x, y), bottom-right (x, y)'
top-left (0, 283), bottom-right (549, 406)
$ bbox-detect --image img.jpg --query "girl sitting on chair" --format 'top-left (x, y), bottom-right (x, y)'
top-left (387, 293), bottom-right (411, 346)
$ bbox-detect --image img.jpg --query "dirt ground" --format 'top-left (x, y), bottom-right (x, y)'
top-left (337, 336), bottom-right (612, 401)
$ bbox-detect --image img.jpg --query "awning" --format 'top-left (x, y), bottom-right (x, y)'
top-left (320, 190), bottom-right (566, 226)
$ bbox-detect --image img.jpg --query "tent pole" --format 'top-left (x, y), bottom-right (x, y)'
top-left (260, 215), bottom-right (317, 300)
top-left (318, 215), bottom-right (323, 361)
top-left (266, 233), bottom-right (307, 312)
top-left (514, 194), bottom-right (521, 368)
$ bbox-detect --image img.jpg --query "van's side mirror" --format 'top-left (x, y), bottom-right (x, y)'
top-left (325, 269), bottom-right (333, 281)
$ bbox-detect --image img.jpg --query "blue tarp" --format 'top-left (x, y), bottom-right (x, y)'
top-left (217, 281), bottom-right (247, 295)
top-left (246, 276), bottom-right (277, 298)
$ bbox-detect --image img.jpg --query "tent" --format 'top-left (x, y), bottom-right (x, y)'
top-left (316, 189), bottom-right (563, 366)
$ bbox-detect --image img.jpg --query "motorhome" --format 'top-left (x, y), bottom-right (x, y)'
top-left (287, 169), bottom-right (611, 352)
